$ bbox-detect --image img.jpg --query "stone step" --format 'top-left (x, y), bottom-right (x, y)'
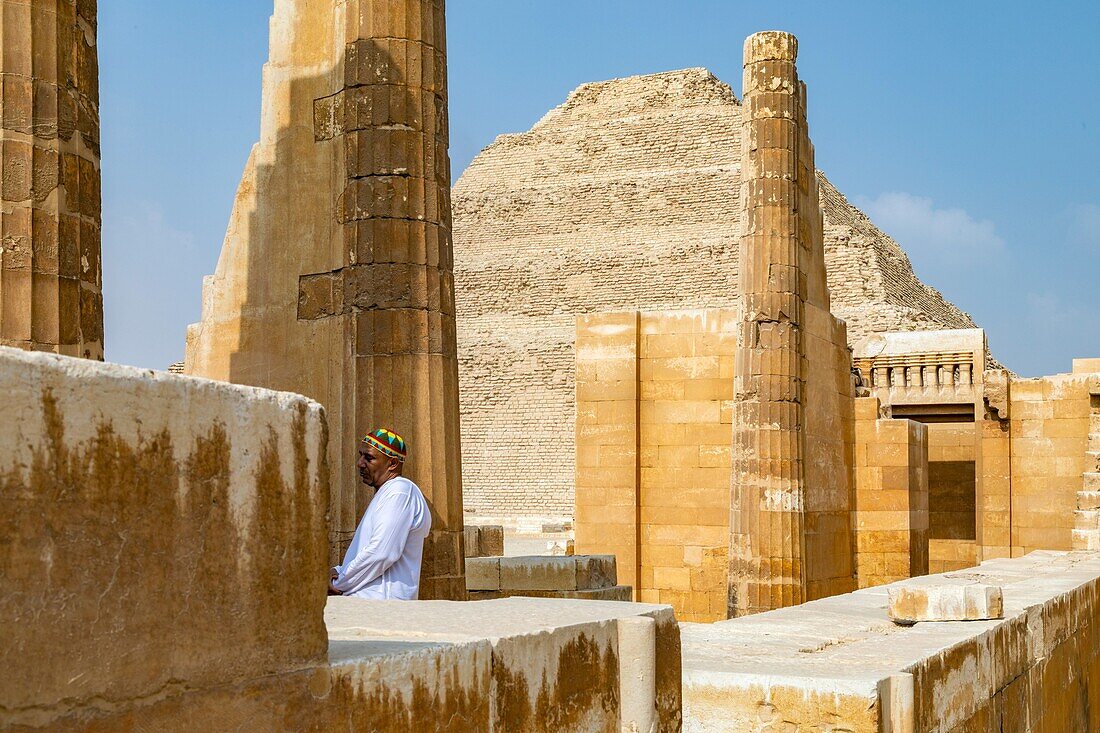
top-left (1087, 452), bottom-right (1100, 474)
top-left (1078, 490), bottom-right (1100, 510)
top-left (1084, 473), bottom-right (1100, 492)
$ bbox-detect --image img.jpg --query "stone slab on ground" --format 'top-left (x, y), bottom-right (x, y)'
top-left (887, 582), bottom-right (1004, 624)
top-left (327, 596), bottom-right (682, 731)
top-left (494, 555), bottom-right (618, 591)
top-left (682, 551), bottom-right (1100, 732)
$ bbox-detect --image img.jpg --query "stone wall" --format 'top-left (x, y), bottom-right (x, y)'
top-left (0, 0), bottom-right (103, 358)
top-left (0, 346), bottom-right (329, 729)
top-left (574, 309), bottom-right (734, 621)
top-left (574, 302), bottom-right (853, 621)
top-left (980, 367), bottom-right (1098, 559)
top-left (928, 422), bottom-right (978, 573)
top-left (682, 551), bottom-right (1100, 732)
top-left (453, 65), bottom-right (986, 519)
top-left (853, 397), bottom-right (929, 588)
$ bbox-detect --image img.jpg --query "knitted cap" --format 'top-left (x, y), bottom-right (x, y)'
top-left (362, 427), bottom-right (408, 462)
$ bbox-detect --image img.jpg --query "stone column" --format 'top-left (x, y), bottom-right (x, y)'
top-left (342, 0), bottom-right (464, 600)
top-left (1, 0), bottom-right (102, 358)
top-left (728, 31), bottom-right (808, 616)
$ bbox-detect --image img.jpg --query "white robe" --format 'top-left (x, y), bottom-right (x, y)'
top-left (332, 476), bottom-right (431, 600)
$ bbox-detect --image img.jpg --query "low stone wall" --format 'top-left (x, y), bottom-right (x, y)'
top-left (0, 347), bottom-right (682, 731)
top-left (467, 555), bottom-right (631, 601)
top-left (327, 597), bottom-right (681, 732)
top-left (682, 550), bottom-right (1100, 731)
top-left (0, 347), bottom-right (330, 728)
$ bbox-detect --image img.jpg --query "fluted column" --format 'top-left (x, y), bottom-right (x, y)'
top-left (0, 0), bottom-right (102, 358)
top-left (728, 31), bottom-right (808, 616)
top-left (343, 0), bottom-right (464, 600)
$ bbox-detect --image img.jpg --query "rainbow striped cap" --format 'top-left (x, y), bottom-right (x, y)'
top-left (362, 427), bottom-right (408, 462)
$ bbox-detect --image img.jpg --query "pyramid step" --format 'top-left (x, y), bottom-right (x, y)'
top-left (1078, 490), bottom-right (1100, 510)
top-left (1088, 452), bottom-right (1100, 473)
top-left (1085, 473), bottom-right (1100, 492)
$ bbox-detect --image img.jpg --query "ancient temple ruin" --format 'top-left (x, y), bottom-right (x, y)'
top-left (452, 66), bottom-right (987, 523)
top-left (0, 0), bottom-right (103, 359)
top-left (4, 0), bottom-right (1100, 728)
top-left (183, 0), bottom-right (464, 599)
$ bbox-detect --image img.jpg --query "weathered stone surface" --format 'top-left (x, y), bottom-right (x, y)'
top-left (184, 0), bottom-right (464, 597)
top-left (499, 555), bottom-right (578, 591)
top-left (575, 554), bottom-right (616, 590)
top-left (465, 556), bottom-right (501, 591)
top-left (478, 524), bottom-right (505, 556)
top-left (887, 583), bottom-right (1003, 624)
top-left (327, 596), bottom-right (682, 733)
top-left (683, 551), bottom-right (1100, 732)
top-left (0, 346), bottom-right (329, 728)
top-left (1, 0), bottom-right (103, 359)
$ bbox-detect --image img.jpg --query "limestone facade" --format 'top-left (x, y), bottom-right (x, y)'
top-left (453, 67), bottom-right (987, 520)
top-left (853, 397), bottom-right (930, 588)
top-left (184, 0), bottom-right (464, 598)
top-left (0, 0), bottom-right (102, 358)
top-left (573, 301), bottom-right (855, 622)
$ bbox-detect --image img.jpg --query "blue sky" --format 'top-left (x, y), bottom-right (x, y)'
top-left (100, 1), bottom-right (1099, 376)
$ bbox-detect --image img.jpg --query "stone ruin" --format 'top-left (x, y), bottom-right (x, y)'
top-left (4, 1), bottom-right (1100, 731)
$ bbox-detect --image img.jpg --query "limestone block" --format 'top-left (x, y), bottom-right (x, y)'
top-left (576, 554), bottom-right (617, 590)
top-left (0, 347), bottom-right (329, 725)
top-left (478, 524), bottom-right (505, 556)
top-left (465, 557), bottom-right (501, 591)
top-left (499, 556), bottom-right (577, 591)
top-left (887, 583), bottom-right (1004, 624)
top-left (326, 596), bottom-right (681, 732)
top-left (463, 525), bottom-right (480, 557)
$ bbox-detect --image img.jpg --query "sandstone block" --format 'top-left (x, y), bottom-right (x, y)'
top-left (887, 583), bottom-right (1004, 625)
top-left (465, 557), bottom-right (501, 591)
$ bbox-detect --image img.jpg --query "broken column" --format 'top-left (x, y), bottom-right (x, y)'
top-left (728, 31), bottom-right (810, 616)
top-left (1, 0), bottom-right (103, 358)
top-left (186, 0), bottom-right (464, 598)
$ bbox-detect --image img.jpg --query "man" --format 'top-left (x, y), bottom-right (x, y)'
top-left (329, 428), bottom-right (432, 600)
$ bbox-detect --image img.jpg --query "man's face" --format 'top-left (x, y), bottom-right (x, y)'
top-left (357, 442), bottom-right (394, 488)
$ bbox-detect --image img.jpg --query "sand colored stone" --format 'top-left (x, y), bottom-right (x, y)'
top-left (0, 0), bottom-right (103, 359)
top-left (454, 68), bottom-right (987, 520)
top-left (887, 582), bottom-right (1003, 624)
top-left (574, 298), bottom-right (854, 620)
top-left (853, 397), bottom-right (930, 588)
top-left (682, 550), bottom-right (1100, 732)
top-left (0, 346), bottom-right (329, 727)
top-left (184, 0), bottom-right (464, 598)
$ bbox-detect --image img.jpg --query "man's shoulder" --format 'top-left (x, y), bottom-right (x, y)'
top-left (380, 476), bottom-right (423, 497)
